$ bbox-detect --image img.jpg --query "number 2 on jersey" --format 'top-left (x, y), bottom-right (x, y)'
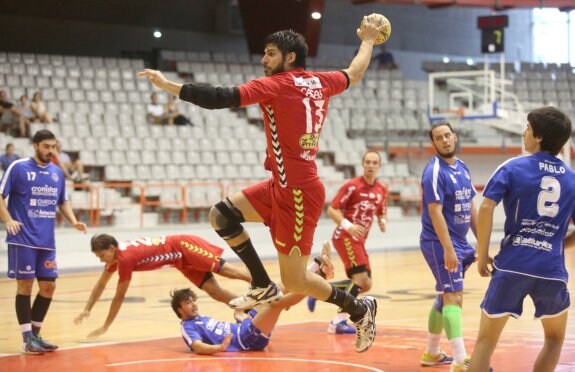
top-left (537, 176), bottom-right (560, 217)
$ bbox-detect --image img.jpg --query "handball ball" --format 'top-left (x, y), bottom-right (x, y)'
top-left (361, 13), bottom-right (391, 45)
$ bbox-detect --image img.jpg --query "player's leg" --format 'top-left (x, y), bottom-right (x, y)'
top-left (198, 273), bottom-right (238, 304)
top-left (469, 270), bottom-right (530, 372)
top-left (531, 278), bottom-right (570, 372)
top-left (32, 249), bottom-right (59, 351)
top-left (535, 312), bottom-right (568, 372)
top-left (467, 312), bottom-right (508, 372)
top-left (9, 245), bottom-right (47, 355)
top-left (328, 239), bottom-right (371, 334)
top-left (209, 182), bottom-right (281, 307)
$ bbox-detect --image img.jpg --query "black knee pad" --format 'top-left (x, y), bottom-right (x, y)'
top-left (212, 199), bottom-right (245, 240)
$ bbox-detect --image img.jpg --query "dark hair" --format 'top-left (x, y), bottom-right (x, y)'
top-left (527, 106), bottom-right (572, 156)
top-left (32, 129), bottom-right (56, 144)
top-left (5, 143), bottom-right (13, 150)
top-left (264, 30), bottom-right (308, 69)
top-left (362, 149), bottom-right (382, 163)
top-left (170, 288), bottom-right (198, 319)
top-left (428, 121), bottom-right (455, 140)
top-left (90, 233), bottom-right (118, 253)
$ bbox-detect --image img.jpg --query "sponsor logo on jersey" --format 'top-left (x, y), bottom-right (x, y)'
top-left (31, 185), bottom-right (58, 197)
top-left (28, 209), bottom-right (57, 219)
top-left (455, 187), bottom-right (472, 201)
top-left (299, 133), bottom-right (319, 150)
top-left (30, 198), bottom-right (57, 207)
top-left (293, 76), bottom-right (323, 89)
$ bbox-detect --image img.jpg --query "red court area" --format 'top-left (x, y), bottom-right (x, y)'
top-left (2, 323), bottom-right (575, 371)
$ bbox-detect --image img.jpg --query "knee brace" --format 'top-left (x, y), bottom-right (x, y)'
top-left (210, 198), bottom-right (245, 240)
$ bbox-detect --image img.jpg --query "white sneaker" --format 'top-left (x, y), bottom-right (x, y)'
top-left (228, 282), bottom-right (283, 310)
top-left (353, 296), bottom-right (377, 352)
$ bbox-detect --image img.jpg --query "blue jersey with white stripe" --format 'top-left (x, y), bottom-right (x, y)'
top-left (483, 152), bottom-right (575, 282)
top-left (420, 156), bottom-right (476, 246)
top-left (0, 158), bottom-right (66, 250)
top-left (181, 316), bottom-right (243, 351)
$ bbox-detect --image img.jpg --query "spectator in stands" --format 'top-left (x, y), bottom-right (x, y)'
top-left (146, 92), bottom-right (167, 124)
top-left (164, 94), bottom-right (193, 126)
top-left (0, 143), bottom-right (20, 171)
top-left (0, 90), bottom-right (27, 137)
top-left (52, 140), bottom-right (87, 183)
top-left (30, 92), bottom-right (53, 124)
top-left (18, 95), bottom-right (34, 125)
top-left (373, 46), bottom-right (397, 70)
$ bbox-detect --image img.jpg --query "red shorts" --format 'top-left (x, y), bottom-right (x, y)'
top-left (173, 235), bottom-right (225, 287)
top-left (242, 178), bottom-right (325, 256)
top-left (332, 236), bottom-right (371, 277)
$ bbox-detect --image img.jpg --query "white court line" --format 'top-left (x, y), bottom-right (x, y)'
top-left (107, 357), bottom-right (384, 371)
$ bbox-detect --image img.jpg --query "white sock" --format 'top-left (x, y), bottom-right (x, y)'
top-left (427, 333), bottom-right (441, 355)
top-left (331, 312), bottom-right (348, 323)
top-left (20, 323), bottom-right (32, 333)
top-left (449, 336), bottom-right (467, 364)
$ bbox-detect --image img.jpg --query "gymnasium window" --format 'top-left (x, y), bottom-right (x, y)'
top-left (532, 8), bottom-right (574, 66)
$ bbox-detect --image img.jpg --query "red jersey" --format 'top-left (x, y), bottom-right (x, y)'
top-left (331, 177), bottom-right (388, 243)
top-left (238, 68), bottom-right (348, 188)
top-left (105, 235), bottom-right (221, 283)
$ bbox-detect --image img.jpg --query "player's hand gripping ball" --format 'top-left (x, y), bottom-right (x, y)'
top-left (361, 13), bottom-right (391, 45)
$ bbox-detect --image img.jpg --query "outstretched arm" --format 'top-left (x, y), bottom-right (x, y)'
top-left (58, 201), bottom-right (87, 233)
top-left (74, 269), bottom-right (114, 325)
top-left (87, 279), bottom-right (131, 338)
top-left (137, 70), bottom-right (240, 110)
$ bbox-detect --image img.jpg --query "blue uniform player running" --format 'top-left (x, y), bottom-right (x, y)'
top-left (469, 107), bottom-right (575, 372)
top-left (0, 130), bottom-right (87, 355)
top-left (419, 121), bottom-right (478, 371)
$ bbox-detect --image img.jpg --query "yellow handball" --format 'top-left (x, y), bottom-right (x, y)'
top-left (361, 13), bottom-right (391, 45)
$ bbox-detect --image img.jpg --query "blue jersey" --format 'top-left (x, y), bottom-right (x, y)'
top-left (420, 156), bottom-right (476, 246)
top-left (181, 316), bottom-right (243, 352)
top-left (483, 152), bottom-right (575, 282)
top-left (0, 158), bottom-right (67, 250)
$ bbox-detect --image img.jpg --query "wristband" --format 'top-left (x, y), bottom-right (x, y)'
top-left (340, 219), bottom-right (353, 231)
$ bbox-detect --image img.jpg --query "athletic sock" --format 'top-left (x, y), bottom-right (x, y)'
top-left (325, 285), bottom-right (366, 322)
top-left (426, 307), bottom-right (443, 354)
top-left (16, 294), bottom-right (32, 342)
top-left (335, 282), bottom-right (362, 314)
top-left (443, 304), bottom-right (466, 363)
top-left (231, 239), bottom-right (271, 288)
top-left (31, 294), bottom-right (52, 336)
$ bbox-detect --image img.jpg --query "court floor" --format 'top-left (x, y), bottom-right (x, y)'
top-left (1, 248), bottom-right (575, 371)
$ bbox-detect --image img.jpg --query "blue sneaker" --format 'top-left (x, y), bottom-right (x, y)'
top-left (327, 320), bottom-right (356, 334)
top-left (21, 336), bottom-right (46, 355)
top-left (36, 336), bottom-right (58, 351)
top-left (307, 296), bottom-right (317, 312)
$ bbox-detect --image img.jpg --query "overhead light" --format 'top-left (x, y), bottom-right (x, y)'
top-left (443, 57), bottom-right (450, 63)
top-left (466, 58), bottom-right (474, 66)
top-left (153, 30), bottom-right (162, 38)
top-left (311, 12), bottom-right (322, 20)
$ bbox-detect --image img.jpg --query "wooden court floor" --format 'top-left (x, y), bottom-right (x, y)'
top-left (2, 248), bottom-right (575, 371)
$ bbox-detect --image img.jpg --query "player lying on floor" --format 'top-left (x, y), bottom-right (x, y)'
top-left (171, 245), bottom-right (334, 354)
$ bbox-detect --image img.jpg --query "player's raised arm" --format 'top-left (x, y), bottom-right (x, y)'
top-left (344, 14), bottom-right (389, 86)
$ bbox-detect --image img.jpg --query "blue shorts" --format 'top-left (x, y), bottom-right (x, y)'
top-left (420, 239), bottom-right (475, 293)
top-left (7, 245), bottom-right (58, 280)
top-left (481, 270), bottom-right (570, 319)
top-left (236, 315), bottom-right (270, 351)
